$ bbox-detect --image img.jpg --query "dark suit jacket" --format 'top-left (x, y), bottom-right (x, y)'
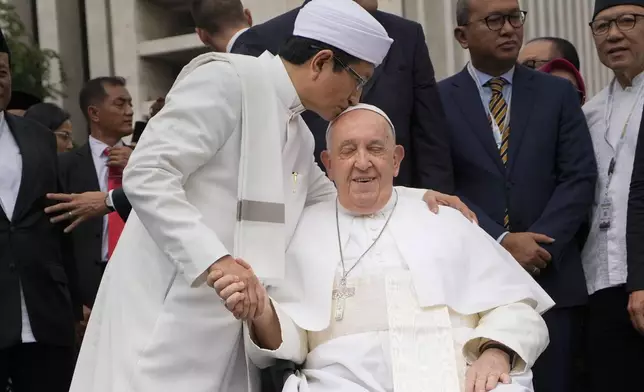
top-left (0, 114), bottom-right (81, 349)
top-left (626, 104), bottom-right (644, 293)
top-left (232, 1), bottom-right (454, 192)
top-left (438, 66), bottom-right (597, 307)
top-left (58, 143), bottom-right (131, 307)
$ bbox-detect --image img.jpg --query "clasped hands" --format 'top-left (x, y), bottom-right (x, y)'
top-left (206, 255), bottom-right (267, 320)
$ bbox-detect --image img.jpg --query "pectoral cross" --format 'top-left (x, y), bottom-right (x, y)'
top-left (332, 279), bottom-right (355, 321)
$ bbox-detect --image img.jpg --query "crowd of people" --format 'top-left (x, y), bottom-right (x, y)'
top-left (0, 0), bottom-right (643, 391)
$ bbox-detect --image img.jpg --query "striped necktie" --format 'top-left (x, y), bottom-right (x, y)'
top-left (487, 77), bottom-right (511, 229)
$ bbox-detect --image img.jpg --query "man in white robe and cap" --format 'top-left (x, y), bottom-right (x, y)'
top-left (69, 1), bottom-right (476, 392)
top-left (210, 104), bottom-right (554, 392)
top-left (581, 1), bottom-right (644, 391)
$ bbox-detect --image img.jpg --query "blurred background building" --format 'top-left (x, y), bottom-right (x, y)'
top-left (10, 0), bottom-right (611, 142)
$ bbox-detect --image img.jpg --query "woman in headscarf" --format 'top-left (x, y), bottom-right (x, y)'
top-left (24, 102), bottom-right (74, 152)
top-left (539, 58), bottom-right (587, 105)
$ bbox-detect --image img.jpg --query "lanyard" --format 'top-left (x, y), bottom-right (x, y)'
top-left (467, 62), bottom-right (512, 148)
top-left (601, 78), bottom-right (644, 194)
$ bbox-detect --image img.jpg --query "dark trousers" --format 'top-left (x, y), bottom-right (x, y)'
top-left (0, 342), bottom-right (75, 392)
top-left (585, 286), bottom-right (644, 392)
top-left (532, 306), bottom-right (584, 392)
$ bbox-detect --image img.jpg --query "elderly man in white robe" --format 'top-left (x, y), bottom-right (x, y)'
top-left (69, 1), bottom-right (476, 392)
top-left (210, 104), bottom-right (554, 392)
top-left (581, 0), bottom-right (644, 391)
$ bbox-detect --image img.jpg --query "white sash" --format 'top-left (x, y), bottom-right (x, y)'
top-left (176, 53), bottom-right (286, 280)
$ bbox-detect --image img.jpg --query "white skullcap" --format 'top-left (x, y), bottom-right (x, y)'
top-left (326, 103), bottom-right (396, 147)
top-left (293, 0), bottom-right (393, 66)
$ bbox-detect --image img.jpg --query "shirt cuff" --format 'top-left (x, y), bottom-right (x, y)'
top-left (107, 189), bottom-right (115, 209)
top-left (497, 231), bottom-right (510, 243)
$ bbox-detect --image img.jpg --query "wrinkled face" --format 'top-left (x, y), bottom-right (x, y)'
top-left (303, 50), bottom-right (374, 121)
top-left (591, 5), bottom-right (644, 74)
top-left (0, 53), bottom-right (12, 111)
top-left (455, 0), bottom-right (524, 68)
top-left (321, 109), bottom-right (404, 214)
top-left (54, 119), bottom-right (74, 152)
top-left (88, 83), bottom-right (134, 137)
top-left (518, 40), bottom-right (555, 68)
top-left (354, 0), bottom-right (378, 12)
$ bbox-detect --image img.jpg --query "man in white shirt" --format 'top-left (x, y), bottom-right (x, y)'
top-left (192, 0), bottom-right (252, 53)
top-left (57, 77), bottom-right (134, 333)
top-left (581, 1), bottom-right (644, 391)
top-left (69, 1), bottom-right (474, 392)
top-left (211, 104), bottom-right (553, 392)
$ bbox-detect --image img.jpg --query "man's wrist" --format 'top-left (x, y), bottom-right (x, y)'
top-left (480, 342), bottom-right (516, 367)
top-left (497, 231), bottom-right (510, 244)
top-left (104, 191), bottom-right (115, 212)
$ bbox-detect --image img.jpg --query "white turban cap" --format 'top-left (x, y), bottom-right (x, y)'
top-left (293, 0), bottom-right (394, 66)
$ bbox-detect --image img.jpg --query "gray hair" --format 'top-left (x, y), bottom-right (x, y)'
top-left (325, 104), bottom-right (396, 150)
top-left (455, 0), bottom-right (470, 26)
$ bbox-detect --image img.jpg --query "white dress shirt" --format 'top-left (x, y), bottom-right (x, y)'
top-left (582, 72), bottom-right (644, 295)
top-left (0, 111), bottom-right (36, 343)
top-left (226, 27), bottom-right (249, 53)
top-left (88, 136), bottom-right (122, 262)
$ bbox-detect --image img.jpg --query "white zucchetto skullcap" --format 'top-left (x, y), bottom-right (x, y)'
top-left (326, 103), bottom-right (396, 147)
top-left (293, 0), bottom-right (393, 66)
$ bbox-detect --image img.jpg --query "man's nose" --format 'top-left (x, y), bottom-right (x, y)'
top-left (354, 150), bottom-right (372, 170)
top-left (349, 89), bottom-right (362, 106)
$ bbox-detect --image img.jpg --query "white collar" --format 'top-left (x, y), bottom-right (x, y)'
top-left (89, 135), bottom-right (123, 158)
top-left (259, 53), bottom-right (306, 116)
top-left (0, 111), bottom-right (6, 137)
top-left (338, 189), bottom-right (398, 219)
top-left (472, 65), bottom-right (515, 87)
top-left (226, 27), bottom-right (249, 53)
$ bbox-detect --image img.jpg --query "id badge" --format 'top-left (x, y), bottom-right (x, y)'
top-left (599, 200), bottom-right (612, 231)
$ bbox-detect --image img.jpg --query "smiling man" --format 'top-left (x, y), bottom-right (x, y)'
top-left (581, 1), bottom-right (644, 391)
top-left (437, 0), bottom-right (597, 391)
top-left (210, 104), bottom-right (554, 392)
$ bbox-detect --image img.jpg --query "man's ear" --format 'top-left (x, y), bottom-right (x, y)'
top-left (196, 28), bottom-right (211, 47)
top-left (88, 106), bottom-right (100, 124)
top-left (310, 50), bottom-right (333, 80)
top-left (321, 150), bottom-right (333, 179)
top-left (392, 145), bottom-right (405, 177)
top-left (244, 8), bottom-right (253, 26)
top-left (454, 27), bottom-right (469, 49)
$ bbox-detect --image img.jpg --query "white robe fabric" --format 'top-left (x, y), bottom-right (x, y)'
top-left (68, 52), bottom-right (338, 392)
top-left (246, 197), bottom-right (554, 391)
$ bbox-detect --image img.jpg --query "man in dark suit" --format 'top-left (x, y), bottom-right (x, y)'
top-left (0, 30), bottom-right (81, 392)
top-left (232, 0), bottom-right (454, 192)
top-left (439, 1), bottom-right (597, 391)
top-left (626, 104), bottom-right (644, 338)
top-left (56, 77), bottom-right (134, 319)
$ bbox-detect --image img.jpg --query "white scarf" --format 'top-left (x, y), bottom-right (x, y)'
top-left (175, 52), bottom-right (286, 280)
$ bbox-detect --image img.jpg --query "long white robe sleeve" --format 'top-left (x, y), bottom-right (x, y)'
top-left (462, 301), bottom-right (549, 373)
top-left (244, 300), bottom-right (309, 369)
top-left (122, 61), bottom-right (241, 287)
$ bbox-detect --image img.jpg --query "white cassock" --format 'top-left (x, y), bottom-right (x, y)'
top-left (68, 51), bottom-right (338, 392)
top-left (245, 196), bottom-right (555, 392)
top-left (582, 72), bottom-right (644, 295)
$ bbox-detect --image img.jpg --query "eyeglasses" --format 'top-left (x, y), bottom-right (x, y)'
top-left (465, 11), bottom-right (528, 31)
top-left (54, 131), bottom-right (72, 141)
top-left (310, 45), bottom-right (368, 92)
top-left (522, 59), bottom-right (550, 69)
top-left (589, 13), bottom-right (644, 36)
